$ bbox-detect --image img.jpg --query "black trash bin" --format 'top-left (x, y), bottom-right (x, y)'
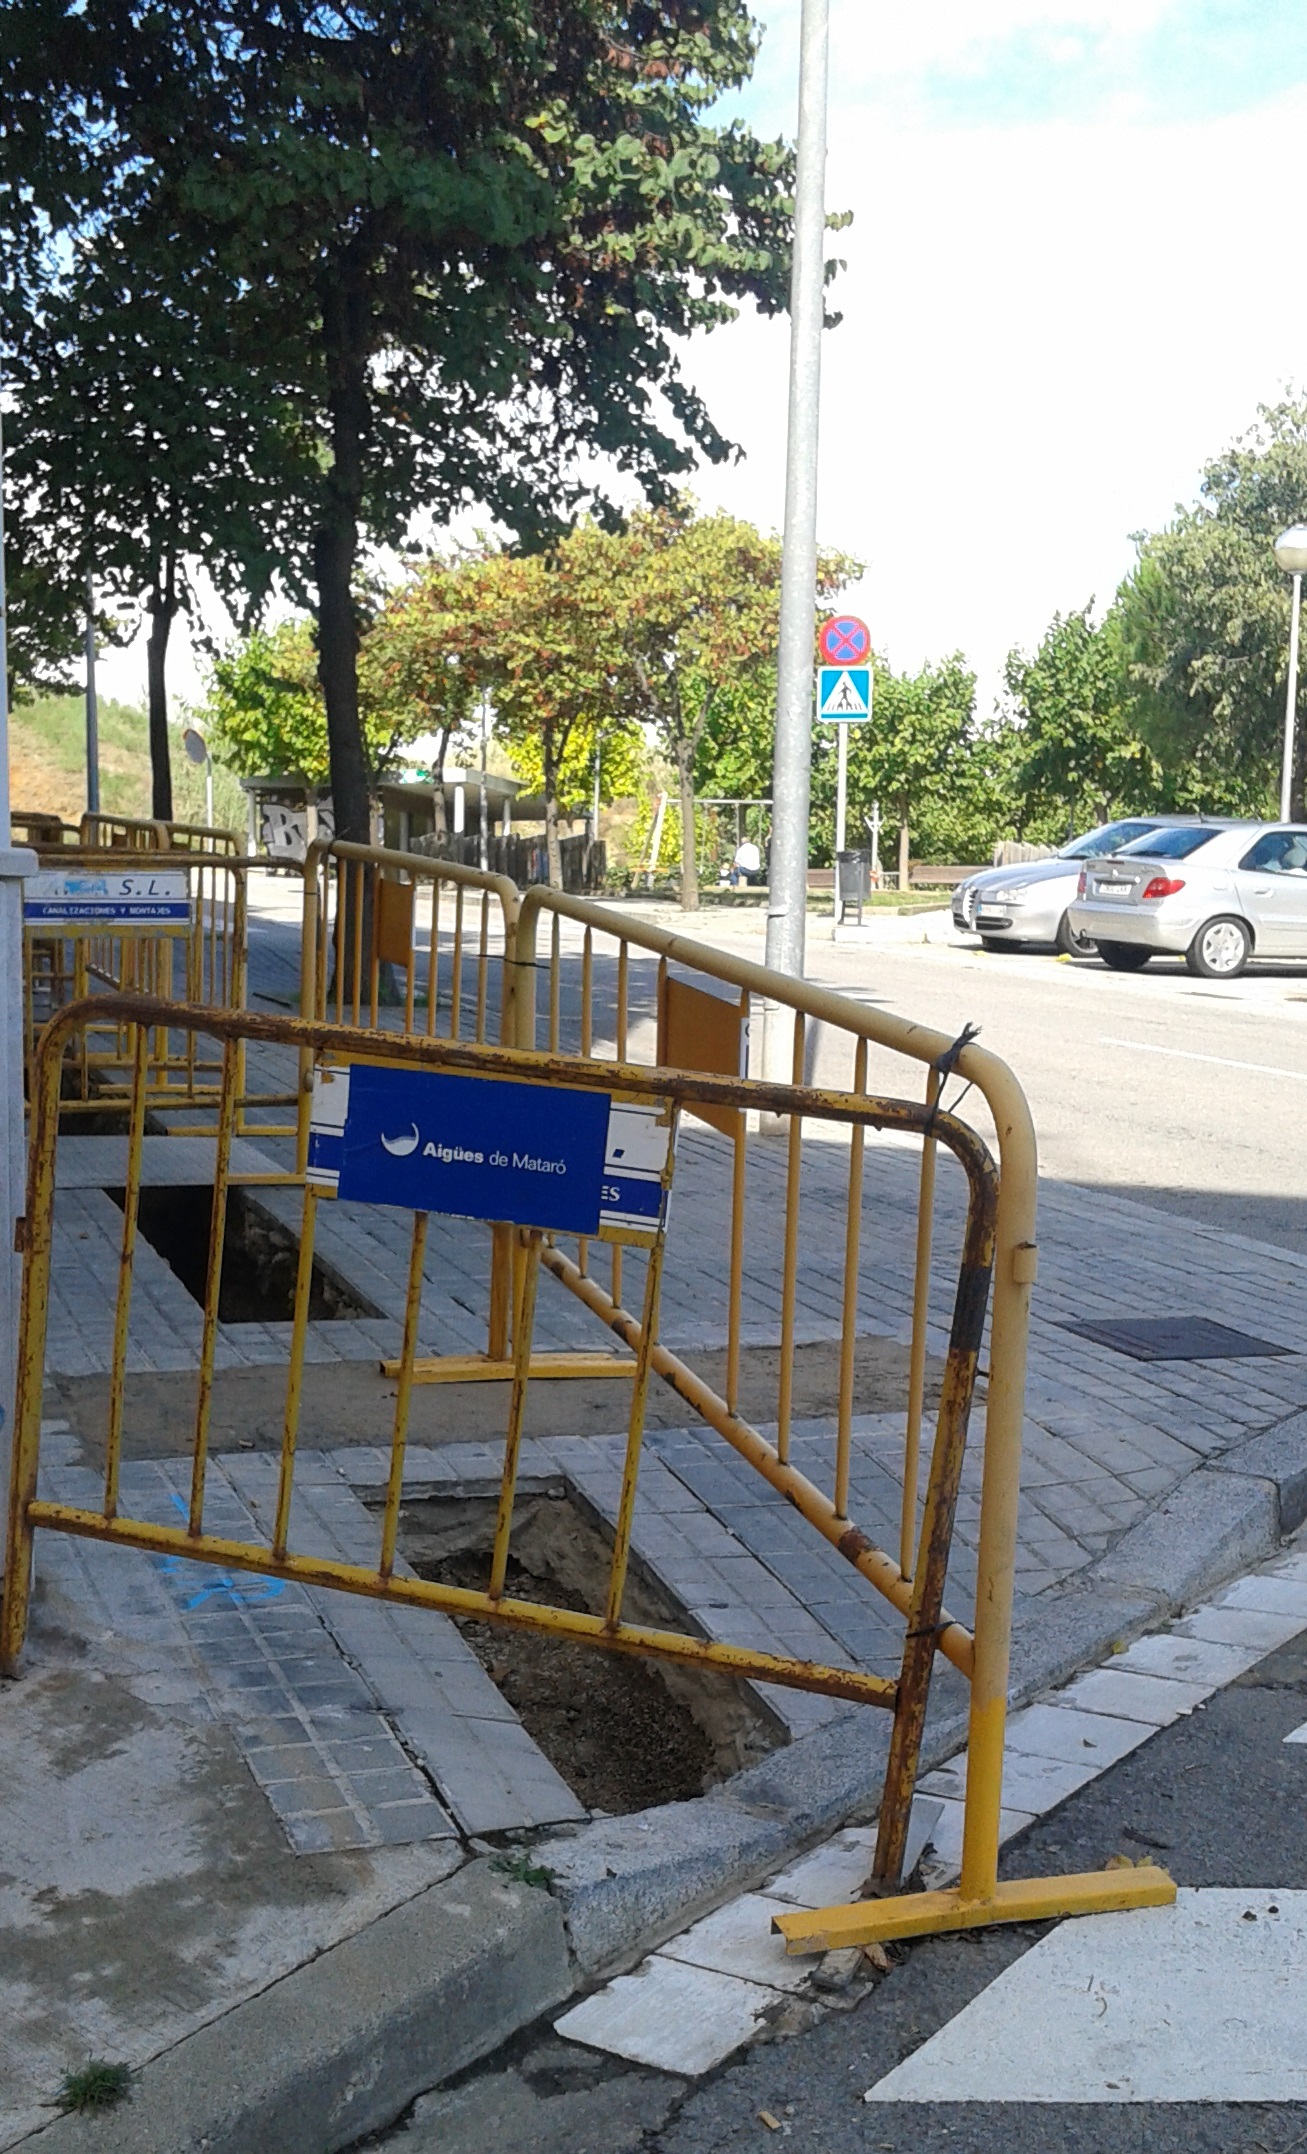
top-left (835, 848), bottom-right (870, 923)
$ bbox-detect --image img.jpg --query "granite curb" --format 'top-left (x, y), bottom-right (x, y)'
top-left (17, 1413), bottom-right (1307, 2152)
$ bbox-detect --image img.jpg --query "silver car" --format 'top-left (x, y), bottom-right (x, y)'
top-left (952, 817), bottom-right (1208, 955)
top-left (1066, 820), bottom-right (1307, 978)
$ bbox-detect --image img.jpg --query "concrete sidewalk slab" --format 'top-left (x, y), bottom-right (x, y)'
top-left (21, 1861), bottom-right (570, 2154)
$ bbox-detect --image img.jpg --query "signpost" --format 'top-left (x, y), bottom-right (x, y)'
top-left (816, 616), bottom-right (873, 920)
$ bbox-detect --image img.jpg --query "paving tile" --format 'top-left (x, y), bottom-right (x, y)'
top-left (1003, 1701), bottom-right (1152, 1769)
top-left (1114, 1632), bottom-right (1260, 1687)
top-left (1059, 1666), bottom-right (1211, 1726)
top-left (659, 1893), bottom-right (812, 1993)
top-left (1217, 1575), bottom-right (1307, 1620)
top-left (555, 1957), bottom-right (785, 2076)
top-left (1177, 1603), bottom-right (1307, 1654)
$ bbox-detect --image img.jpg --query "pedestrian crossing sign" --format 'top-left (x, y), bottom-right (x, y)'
top-left (818, 666), bottom-right (871, 721)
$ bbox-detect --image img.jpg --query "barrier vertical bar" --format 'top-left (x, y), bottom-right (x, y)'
top-left (103, 1022), bottom-right (150, 1519)
top-left (488, 1230), bottom-right (543, 1597)
top-left (604, 1228), bottom-right (668, 1627)
top-left (379, 1210), bottom-right (429, 1579)
top-left (834, 1036), bottom-right (867, 1519)
top-left (776, 1010), bottom-right (806, 1465)
top-left (188, 1034), bottom-right (238, 1535)
top-left (273, 1183), bottom-right (319, 1559)
top-left (901, 1066), bottom-right (942, 1577)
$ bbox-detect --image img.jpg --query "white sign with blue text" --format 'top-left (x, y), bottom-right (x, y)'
top-left (24, 868), bottom-right (193, 929)
top-left (306, 1064), bottom-right (675, 1243)
top-left (817, 666), bottom-right (871, 722)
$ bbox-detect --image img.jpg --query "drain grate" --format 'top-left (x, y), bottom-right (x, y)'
top-left (1060, 1316), bottom-right (1291, 1363)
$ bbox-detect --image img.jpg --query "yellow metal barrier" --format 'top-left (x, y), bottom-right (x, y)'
top-left (505, 887), bottom-right (1174, 1944)
top-left (12, 810), bottom-right (76, 848)
top-left (297, 839), bottom-right (558, 1369)
top-left (22, 849), bottom-right (263, 1130)
top-left (4, 992), bottom-right (1013, 1890)
top-left (78, 813), bottom-right (167, 850)
top-left (75, 813), bottom-right (243, 854)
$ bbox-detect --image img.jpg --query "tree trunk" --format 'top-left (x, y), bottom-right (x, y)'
top-left (543, 744), bottom-right (563, 889)
top-left (898, 808), bottom-right (910, 892)
top-left (146, 558), bottom-right (175, 821)
top-left (675, 738), bottom-right (699, 911)
top-left (314, 279), bottom-right (373, 845)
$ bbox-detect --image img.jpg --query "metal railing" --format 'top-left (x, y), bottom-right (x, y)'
top-left (505, 887), bottom-right (1174, 1942)
top-left (5, 993), bottom-right (1001, 1891)
top-left (23, 848), bottom-right (261, 1131)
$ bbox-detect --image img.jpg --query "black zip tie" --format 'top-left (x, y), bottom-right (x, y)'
top-left (925, 1021), bottom-right (981, 1137)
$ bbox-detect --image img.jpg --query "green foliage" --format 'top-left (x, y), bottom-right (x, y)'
top-left (202, 623), bottom-right (328, 784)
top-left (490, 1850), bottom-right (554, 1890)
top-left (11, 0), bottom-right (805, 839)
top-left (811, 653), bottom-right (985, 863)
top-left (56, 2060), bottom-right (133, 2114)
top-left (619, 503), bottom-right (858, 901)
top-left (1119, 394), bottom-right (1307, 815)
top-left (202, 616), bottom-right (431, 785)
top-left (1004, 605), bottom-right (1162, 830)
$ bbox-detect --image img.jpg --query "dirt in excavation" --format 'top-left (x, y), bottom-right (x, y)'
top-left (428, 1547), bottom-right (716, 1815)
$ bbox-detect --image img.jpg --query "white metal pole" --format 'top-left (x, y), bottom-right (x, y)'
top-left (1282, 571), bottom-right (1302, 823)
top-left (204, 754), bottom-right (214, 829)
top-left (763, 0), bottom-right (830, 1003)
top-left (84, 571), bottom-right (100, 815)
top-left (871, 797), bottom-right (881, 877)
top-left (833, 721), bottom-right (847, 920)
top-left (0, 409), bottom-right (37, 1450)
top-left (479, 693), bottom-right (489, 872)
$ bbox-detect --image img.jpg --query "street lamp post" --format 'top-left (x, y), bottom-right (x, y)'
top-left (762, 0), bottom-right (830, 1073)
top-left (1274, 526), bottom-right (1307, 822)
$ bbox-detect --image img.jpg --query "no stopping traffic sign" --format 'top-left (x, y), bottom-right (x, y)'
top-left (818, 614), bottom-right (871, 666)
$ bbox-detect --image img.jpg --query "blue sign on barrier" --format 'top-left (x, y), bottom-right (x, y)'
top-left (24, 869), bottom-right (193, 926)
top-left (314, 1064), bottom-right (611, 1235)
top-left (307, 1066), bottom-right (674, 1240)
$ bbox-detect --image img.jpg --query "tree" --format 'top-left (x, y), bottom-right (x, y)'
top-left (1004, 604), bottom-right (1161, 833)
top-left (619, 505), bottom-right (858, 907)
top-left (6, 218), bottom-right (317, 817)
top-left (203, 615), bottom-right (431, 787)
top-left (88, 0), bottom-right (801, 843)
top-left (821, 654), bottom-right (979, 879)
top-left (360, 560), bottom-right (479, 838)
top-left (1119, 395), bottom-right (1307, 816)
top-left (461, 531), bottom-right (631, 886)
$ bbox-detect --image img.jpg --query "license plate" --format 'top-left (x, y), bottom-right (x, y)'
top-left (1096, 881), bottom-right (1131, 895)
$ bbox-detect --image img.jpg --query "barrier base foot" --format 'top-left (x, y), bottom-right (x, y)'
top-left (772, 1866), bottom-right (1177, 1954)
top-left (384, 1352), bottom-right (639, 1385)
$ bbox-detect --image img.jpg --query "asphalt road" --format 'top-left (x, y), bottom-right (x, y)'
top-left (245, 875), bottom-right (1307, 1255)
top-left (368, 1602), bottom-right (1307, 2154)
top-left (726, 915), bottom-right (1307, 1260)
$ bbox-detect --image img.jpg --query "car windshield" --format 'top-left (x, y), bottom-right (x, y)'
top-left (1061, 821), bottom-right (1159, 859)
top-left (1115, 826), bottom-right (1223, 860)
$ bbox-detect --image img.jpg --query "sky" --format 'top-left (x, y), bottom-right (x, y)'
top-left (100, 0), bottom-right (1307, 719)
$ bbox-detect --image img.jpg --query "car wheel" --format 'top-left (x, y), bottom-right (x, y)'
top-left (1185, 916), bottom-right (1251, 979)
top-left (1097, 941), bottom-right (1152, 972)
top-left (1055, 909), bottom-right (1096, 958)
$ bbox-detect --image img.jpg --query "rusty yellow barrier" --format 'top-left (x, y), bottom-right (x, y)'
top-left (21, 848), bottom-right (282, 1138)
top-left (5, 991), bottom-right (1010, 1893)
top-left (506, 887), bottom-right (1175, 1945)
top-left (297, 839), bottom-right (568, 1371)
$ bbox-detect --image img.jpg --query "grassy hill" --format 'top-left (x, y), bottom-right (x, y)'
top-left (10, 695), bottom-right (245, 833)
